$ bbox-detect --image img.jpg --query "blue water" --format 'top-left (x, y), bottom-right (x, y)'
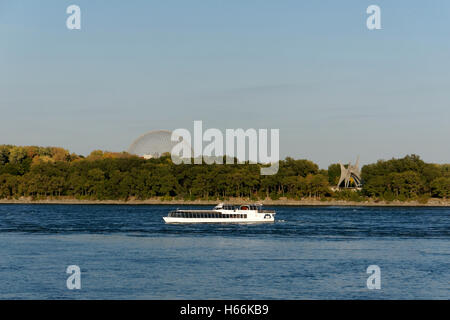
top-left (0, 205), bottom-right (449, 299)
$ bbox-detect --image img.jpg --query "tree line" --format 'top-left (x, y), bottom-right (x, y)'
top-left (0, 145), bottom-right (448, 201)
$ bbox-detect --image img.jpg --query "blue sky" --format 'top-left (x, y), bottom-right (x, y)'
top-left (1, 0), bottom-right (449, 168)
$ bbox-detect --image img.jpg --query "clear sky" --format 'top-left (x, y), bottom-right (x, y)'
top-left (1, 0), bottom-right (449, 168)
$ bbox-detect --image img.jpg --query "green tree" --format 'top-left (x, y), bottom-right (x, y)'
top-left (430, 177), bottom-right (450, 198)
top-left (8, 146), bottom-right (28, 164)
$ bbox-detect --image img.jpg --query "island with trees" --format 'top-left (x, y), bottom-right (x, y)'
top-left (0, 145), bottom-right (448, 206)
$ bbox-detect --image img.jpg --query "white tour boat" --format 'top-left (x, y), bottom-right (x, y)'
top-left (163, 203), bottom-right (276, 224)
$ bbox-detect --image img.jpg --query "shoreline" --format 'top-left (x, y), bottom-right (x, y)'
top-left (0, 197), bottom-right (448, 207)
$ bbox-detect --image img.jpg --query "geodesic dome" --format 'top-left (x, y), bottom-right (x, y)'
top-left (127, 130), bottom-right (191, 159)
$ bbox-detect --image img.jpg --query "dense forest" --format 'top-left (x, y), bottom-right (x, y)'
top-left (0, 145), bottom-right (448, 202)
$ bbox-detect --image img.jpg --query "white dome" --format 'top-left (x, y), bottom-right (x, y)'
top-left (128, 130), bottom-right (191, 158)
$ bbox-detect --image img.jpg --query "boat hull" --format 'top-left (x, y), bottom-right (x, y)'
top-left (163, 216), bottom-right (275, 224)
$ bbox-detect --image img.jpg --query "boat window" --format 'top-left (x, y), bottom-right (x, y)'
top-left (244, 214), bottom-right (247, 219)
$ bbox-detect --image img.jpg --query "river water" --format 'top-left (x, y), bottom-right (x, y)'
top-left (0, 205), bottom-right (448, 299)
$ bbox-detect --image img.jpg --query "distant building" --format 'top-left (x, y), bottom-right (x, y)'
top-left (128, 130), bottom-right (192, 160)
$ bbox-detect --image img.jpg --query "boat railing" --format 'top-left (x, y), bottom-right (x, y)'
top-left (259, 209), bottom-right (276, 214)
